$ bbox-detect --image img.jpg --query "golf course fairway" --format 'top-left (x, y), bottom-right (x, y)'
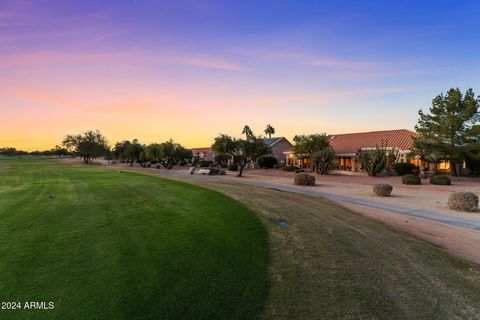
top-left (0, 157), bottom-right (268, 319)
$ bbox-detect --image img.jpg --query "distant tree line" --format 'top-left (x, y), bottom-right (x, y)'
top-left (0, 146), bottom-right (70, 157)
top-left (113, 139), bottom-right (192, 168)
top-left (58, 130), bottom-right (193, 169)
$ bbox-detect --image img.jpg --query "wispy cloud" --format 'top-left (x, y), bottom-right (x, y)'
top-left (236, 49), bottom-right (373, 69)
top-left (233, 48), bottom-right (434, 80)
top-left (308, 57), bottom-right (373, 69)
top-left (0, 51), bottom-right (139, 69)
top-left (8, 84), bottom-right (187, 117)
top-left (0, 49), bottom-right (243, 72)
top-left (158, 55), bottom-right (243, 71)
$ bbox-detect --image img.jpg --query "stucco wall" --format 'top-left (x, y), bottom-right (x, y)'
top-left (270, 139), bottom-right (293, 164)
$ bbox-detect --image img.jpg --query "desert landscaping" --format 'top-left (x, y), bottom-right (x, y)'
top-left (2, 1), bottom-right (480, 319)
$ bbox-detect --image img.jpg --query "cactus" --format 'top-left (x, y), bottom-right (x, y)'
top-left (356, 141), bottom-right (397, 177)
top-left (311, 147), bottom-right (336, 175)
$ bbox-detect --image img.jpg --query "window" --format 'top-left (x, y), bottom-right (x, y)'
top-left (437, 161), bottom-right (450, 170)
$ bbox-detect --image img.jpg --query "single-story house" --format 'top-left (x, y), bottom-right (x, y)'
top-left (191, 147), bottom-right (215, 162)
top-left (284, 129), bottom-right (463, 175)
top-left (191, 137), bottom-right (292, 167)
top-left (262, 137), bottom-right (293, 164)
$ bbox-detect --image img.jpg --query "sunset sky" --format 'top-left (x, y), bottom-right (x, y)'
top-left (1, 0), bottom-right (479, 150)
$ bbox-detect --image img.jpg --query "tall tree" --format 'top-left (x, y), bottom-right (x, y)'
top-left (145, 140), bottom-right (191, 169)
top-left (124, 139), bottom-right (145, 167)
top-left (264, 124), bottom-right (276, 138)
top-left (145, 143), bottom-right (163, 163)
top-left (113, 140), bottom-right (131, 162)
top-left (158, 139), bottom-right (192, 169)
top-left (112, 139), bottom-right (146, 166)
top-left (292, 133), bottom-right (331, 167)
top-left (242, 125), bottom-right (254, 139)
top-left (62, 130), bottom-right (108, 164)
top-left (292, 134), bottom-right (330, 156)
top-left (212, 133), bottom-right (270, 177)
top-left (414, 88), bottom-right (480, 176)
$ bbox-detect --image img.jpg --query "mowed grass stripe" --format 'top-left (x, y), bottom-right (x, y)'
top-left (0, 157), bottom-right (268, 319)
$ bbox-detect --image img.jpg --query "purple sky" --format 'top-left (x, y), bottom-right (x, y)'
top-left (1, 0), bottom-right (479, 149)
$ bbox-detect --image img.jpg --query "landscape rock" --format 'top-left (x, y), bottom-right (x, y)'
top-left (373, 183), bottom-right (393, 196)
top-left (294, 173), bottom-right (315, 186)
top-left (447, 192), bottom-right (479, 212)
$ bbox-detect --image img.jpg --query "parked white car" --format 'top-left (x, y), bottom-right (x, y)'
top-left (198, 168), bottom-right (210, 175)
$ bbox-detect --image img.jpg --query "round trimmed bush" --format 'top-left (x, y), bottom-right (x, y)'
top-left (373, 183), bottom-right (393, 196)
top-left (447, 192), bottom-right (479, 212)
top-left (228, 164), bottom-right (238, 171)
top-left (402, 174), bottom-right (421, 185)
top-left (293, 173), bottom-right (315, 186)
top-left (258, 156), bottom-right (278, 169)
top-left (430, 175), bottom-right (451, 185)
top-left (394, 163), bottom-right (418, 176)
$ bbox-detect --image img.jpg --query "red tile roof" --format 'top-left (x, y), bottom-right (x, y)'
top-left (191, 147), bottom-right (213, 155)
top-left (328, 129), bottom-right (419, 155)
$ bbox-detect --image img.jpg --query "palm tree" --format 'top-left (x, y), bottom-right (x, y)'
top-left (264, 124), bottom-right (276, 138)
top-left (242, 125), bottom-right (254, 139)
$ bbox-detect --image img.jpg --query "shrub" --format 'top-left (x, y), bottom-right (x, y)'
top-left (430, 175), bottom-right (451, 185)
top-left (207, 168), bottom-right (226, 176)
top-left (447, 192), bottom-right (479, 212)
top-left (293, 173), bottom-right (315, 186)
top-left (198, 160), bottom-right (213, 167)
top-left (373, 183), bottom-right (393, 196)
top-left (228, 164), bottom-right (238, 171)
top-left (294, 169), bottom-right (306, 173)
top-left (156, 164), bottom-right (161, 169)
top-left (273, 164), bottom-right (284, 169)
top-left (402, 174), bottom-right (421, 185)
top-left (394, 163), bottom-right (418, 176)
top-left (208, 168), bottom-right (218, 175)
top-left (179, 160), bottom-right (187, 166)
top-left (258, 156), bottom-right (278, 169)
top-left (283, 165), bottom-right (299, 172)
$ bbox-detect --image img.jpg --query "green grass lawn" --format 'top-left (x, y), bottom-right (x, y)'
top-left (150, 171), bottom-right (480, 320)
top-left (0, 157), bottom-right (268, 319)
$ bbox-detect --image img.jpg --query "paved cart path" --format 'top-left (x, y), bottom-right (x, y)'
top-left (155, 169), bottom-right (480, 233)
